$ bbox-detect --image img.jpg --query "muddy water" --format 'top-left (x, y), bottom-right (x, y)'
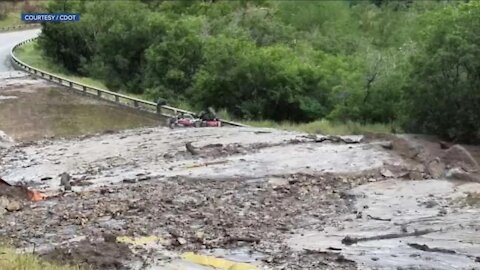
top-left (0, 81), bottom-right (162, 142)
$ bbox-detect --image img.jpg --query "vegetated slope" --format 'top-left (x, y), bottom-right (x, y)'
top-left (38, 0), bottom-right (479, 143)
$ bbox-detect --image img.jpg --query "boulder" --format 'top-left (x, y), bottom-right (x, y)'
top-left (0, 196), bottom-right (9, 209)
top-left (1, 196), bottom-right (22, 212)
top-left (445, 167), bottom-right (480, 182)
top-left (426, 158), bottom-right (446, 178)
top-left (0, 130), bottom-right (14, 149)
top-left (5, 200), bottom-right (22, 212)
top-left (391, 138), bottom-right (422, 159)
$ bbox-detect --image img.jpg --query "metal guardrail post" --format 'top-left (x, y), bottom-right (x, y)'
top-left (97, 90), bottom-right (102, 97)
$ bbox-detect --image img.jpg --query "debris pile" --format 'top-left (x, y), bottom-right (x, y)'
top-left (0, 172), bottom-right (378, 269)
top-left (41, 239), bottom-right (136, 270)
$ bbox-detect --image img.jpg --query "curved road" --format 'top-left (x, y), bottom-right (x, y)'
top-left (0, 28), bottom-right (162, 142)
top-left (0, 28), bottom-right (40, 73)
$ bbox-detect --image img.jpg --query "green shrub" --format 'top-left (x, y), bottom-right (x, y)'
top-left (403, 2), bottom-right (480, 143)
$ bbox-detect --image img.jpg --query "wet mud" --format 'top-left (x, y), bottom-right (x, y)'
top-left (0, 75), bottom-right (161, 142)
top-left (1, 172), bottom-right (372, 270)
top-left (1, 126), bottom-right (480, 269)
top-left (42, 240), bottom-right (136, 270)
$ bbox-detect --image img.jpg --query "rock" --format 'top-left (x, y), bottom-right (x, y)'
top-left (268, 177), bottom-right (289, 188)
top-left (0, 130), bottom-right (14, 143)
top-left (100, 188), bottom-right (114, 195)
top-left (186, 142), bottom-right (200, 155)
top-left (173, 194), bottom-right (201, 205)
top-left (0, 207), bottom-right (6, 216)
top-left (123, 178), bottom-right (137, 184)
top-left (0, 196), bottom-right (9, 209)
top-left (177, 237), bottom-right (187, 245)
top-left (5, 200), bottom-right (22, 212)
top-left (439, 141), bottom-right (451, 149)
top-left (426, 158), bottom-right (446, 178)
top-left (60, 172), bottom-right (72, 191)
top-left (163, 153), bottom-right (174, 159)
top-left (380, 142), bottom-right (393, 150)
top-left (442, 145), bottom-right (479, 172)
top-left (408, 170), bottom-right (423, 180)
top-left (445, 167), bottom-right (480, 182)
top-left (137, 176), bottom-right (151, 182)
top-left (195, 231), bottom-right (205, 240)
top-left (103, 233), bottom-right (117, 243)
top-left (0, 130), bottom-right (14, 149)
top-left (380, 169), bottom-right (395, 178)
top-left (106, 205), bottom-right (124, 215)
top-left (391, 138), bottom-right (421, 159)
top-left (424, 199), bottom-right (438, 208)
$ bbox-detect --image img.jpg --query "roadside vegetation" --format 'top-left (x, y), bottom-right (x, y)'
top-left (0, 1), bottom-right (46, 28)
top-left (0, 246), bottom-right (81, 270)
top-left (0, 13), bottom-right (20, 28)
top-left (245, 120), bottom-right (395, 136)
top-left (21, 0), bottom-right (480, 142)
top-left (15, 41), bottom-right (108, 89)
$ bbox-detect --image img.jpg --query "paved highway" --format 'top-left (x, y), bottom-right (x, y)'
top-left (0, 29), bottom-right (40, 73)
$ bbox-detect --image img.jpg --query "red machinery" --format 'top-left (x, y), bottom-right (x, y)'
top-left (167, 114), bottom-right (222, 128)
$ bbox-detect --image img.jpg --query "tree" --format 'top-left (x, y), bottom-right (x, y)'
top-left (88, 1), bottom-right (152, 93)
top-left (403, 2), bottom-right (480, 143)
top-left (191, 36), bottom-right (333, 121)
top-left (38, 0), bottom-right (92, 73)
top-left (143, 15), bottom-right (206, 100)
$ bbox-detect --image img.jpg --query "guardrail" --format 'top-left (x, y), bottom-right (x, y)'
top-left (10, 37), bottom-right (247, 127)
top-left (0, 23), bottom-right (41, 33)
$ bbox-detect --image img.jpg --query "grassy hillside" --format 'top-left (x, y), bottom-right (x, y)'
top-left (0, 13), bottom-right (20, 28)
top-left (0, 246), bottom-right (81, 270)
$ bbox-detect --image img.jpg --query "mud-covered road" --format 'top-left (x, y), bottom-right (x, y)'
top-left (1, 30), bottom-right (480, 270)
top-left (0, 76), bottom-right (161, 141)
top-left (1, 119), bottom-right (480, 269)
top-left (0, 28), bottom-right (40, 72)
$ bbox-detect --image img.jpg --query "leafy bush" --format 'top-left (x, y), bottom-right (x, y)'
top-left (403, 2), bottom-right (480, 143)
top-left (191, 36), bottom-right (334, 121)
